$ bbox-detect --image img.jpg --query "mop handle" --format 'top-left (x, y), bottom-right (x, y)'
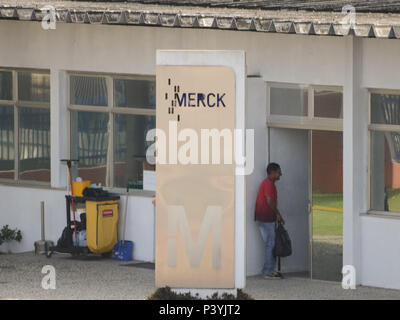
top-left (60, 159), bottom-right (79, 245)
top-left (67, 162), bottom-right (78, 244)
top-left (122, 186), bottom-right (129, 243)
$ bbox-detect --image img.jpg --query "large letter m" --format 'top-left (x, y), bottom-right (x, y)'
top-left (168, 205), bottom-right (222, 269)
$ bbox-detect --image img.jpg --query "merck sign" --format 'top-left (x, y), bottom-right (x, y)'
top-left (156, 63), bottom-right (237, 289)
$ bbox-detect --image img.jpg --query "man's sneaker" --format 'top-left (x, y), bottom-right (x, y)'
top-left (263, 271), bottom-right (282, 280)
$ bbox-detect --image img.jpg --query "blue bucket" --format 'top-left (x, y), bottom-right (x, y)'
top-left (113, 241), bottom-right (133, 261)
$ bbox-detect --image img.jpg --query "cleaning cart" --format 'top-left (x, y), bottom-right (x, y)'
top-left (47, 193), bottom-right (120, 258)
top-left (46, 159), bottom-right (120, 258)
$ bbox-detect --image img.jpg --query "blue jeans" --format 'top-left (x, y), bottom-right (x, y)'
top-left (257, 221), bottom-right (276, 275)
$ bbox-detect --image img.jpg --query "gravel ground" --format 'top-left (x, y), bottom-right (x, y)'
top-left (1, 252), bottom-right (400, 300)
top-left (246, 275), bottom-right (400, 300)
top-left (0, 252), bottom-right (155, 300)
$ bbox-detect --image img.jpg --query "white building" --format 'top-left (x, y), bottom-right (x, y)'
top-left (1, 0), bottom-right (400, 290)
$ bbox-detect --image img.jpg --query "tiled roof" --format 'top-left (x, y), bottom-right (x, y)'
top-left (74, 1), bottom-right (400, 14)
top-left (0, 0), bottom-right (400, 39)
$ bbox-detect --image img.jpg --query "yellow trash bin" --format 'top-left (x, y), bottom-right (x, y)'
top-left (86, 199), bottom-right (119, 254)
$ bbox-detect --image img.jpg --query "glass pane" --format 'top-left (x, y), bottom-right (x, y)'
top-left (70, 111), bottom-right (110, 186)
top-left (371, 93), bottom-right (400, 125)
top-left (19, 107), bottom-right (50, 182)
top-left (114, 114), bottom-right (155, 189)
top-left (18, 72), bottom-right (50, 102)
top-left (0, 106), bottom-right (14, 179)
top-left (312, 130), bottom-right (343, 282)
top-left (0, 71), bottom-right (12, 101)
top-left (114, 79), bottom-right (155, 109)
top-left (270, 87), bottom-right (308, 116)
top-left (70, 75), bottom-right (108, 106)
top-left (371, 130), bottom-right (400, 213)
top-left (314, 90), bottom-right (343, 119)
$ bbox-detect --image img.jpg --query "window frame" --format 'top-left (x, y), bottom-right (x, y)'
top-left (0, 67), bottom-right (50, 186)
top-left (67, 71), bottom-right (156, 194)
top-left (367, 88), bottom-right (400, 216)
top-left (266, 82), bottom-right (343, 131)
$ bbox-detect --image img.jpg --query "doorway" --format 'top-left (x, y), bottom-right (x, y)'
top-left (310, 130), bottom-right (343, 281)
top-left (269, 127), bottom-right (343, 281)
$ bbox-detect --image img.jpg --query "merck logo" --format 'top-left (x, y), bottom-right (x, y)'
top-left (165, 78), bottom-right (228, 122)
top-left (174, 92), bottom-right (226, 108)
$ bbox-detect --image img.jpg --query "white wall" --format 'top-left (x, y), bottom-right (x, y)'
top-left (0, 21), bottom-right (348, 84)
top-left (356, 38), bottom-right (400, 290)
top-left (118, 194), bottom-right (155, 262)
top-left (0, 185), bottom-right (66, 253)
top-left (360, 215), bottom-right (400, 289)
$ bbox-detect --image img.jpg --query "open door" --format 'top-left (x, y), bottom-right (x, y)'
top-left (269, 127), bottom-right (310, 275)
top-left (269, 128), bottom-right (343, 280)
top-left (310, 130), bottom-right (343, 281)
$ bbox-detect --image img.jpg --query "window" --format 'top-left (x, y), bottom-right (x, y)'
top-left (0, 105), bottom-right (14, 180)
top-left (270, 86), bottom-right (308, 117)
top-left (0, 69), bottom-right (50, 183)
top-left (70, 75), bottom-right (108, 107)
top-left (314, 89), bottom-right (343, 119)
top-left (70, 111), bottom-right (110, 186)
top-left (369, 92), bottom-right (400, 214)
top-left (267, 83), bottom-right (343, 130)
top-left (114, 78), bottom-right (155, 109)
top-left (114, 114), bottom-right (155, 189)
top-left (69, 74), bottom-right (155, 191)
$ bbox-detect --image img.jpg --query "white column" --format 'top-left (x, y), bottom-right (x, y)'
top-left (50, 69), bottom-right (68, 189)
top-left (245, 77), bottom-right (267, 276)
top-left (342, 36), bottom-right (368, 284)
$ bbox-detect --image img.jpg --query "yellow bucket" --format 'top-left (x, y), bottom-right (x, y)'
top-left (72, 181), bottom-right (91, 197)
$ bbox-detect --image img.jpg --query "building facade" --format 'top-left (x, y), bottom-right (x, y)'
top-left (1, 1), bottom-right (400, 290)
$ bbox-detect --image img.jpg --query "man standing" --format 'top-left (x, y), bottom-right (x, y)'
top-left (255, 162), bottom-right (285, 279)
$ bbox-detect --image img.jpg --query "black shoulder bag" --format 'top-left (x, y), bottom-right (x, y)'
top-left (274, 221), bottom-right (292, 258)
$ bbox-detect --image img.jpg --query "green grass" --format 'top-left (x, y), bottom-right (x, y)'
top-left (312, 210), bottom-right (343, 237)
top-left (312, 192), bottom-right (343, 210)
top-left (386, 188), bottom-right (400, 213)
top-left (312, 193), bottom-right (343, 237)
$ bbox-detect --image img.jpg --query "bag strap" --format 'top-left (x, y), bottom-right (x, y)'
top-left (275, 221), bottom-right (284, 231)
